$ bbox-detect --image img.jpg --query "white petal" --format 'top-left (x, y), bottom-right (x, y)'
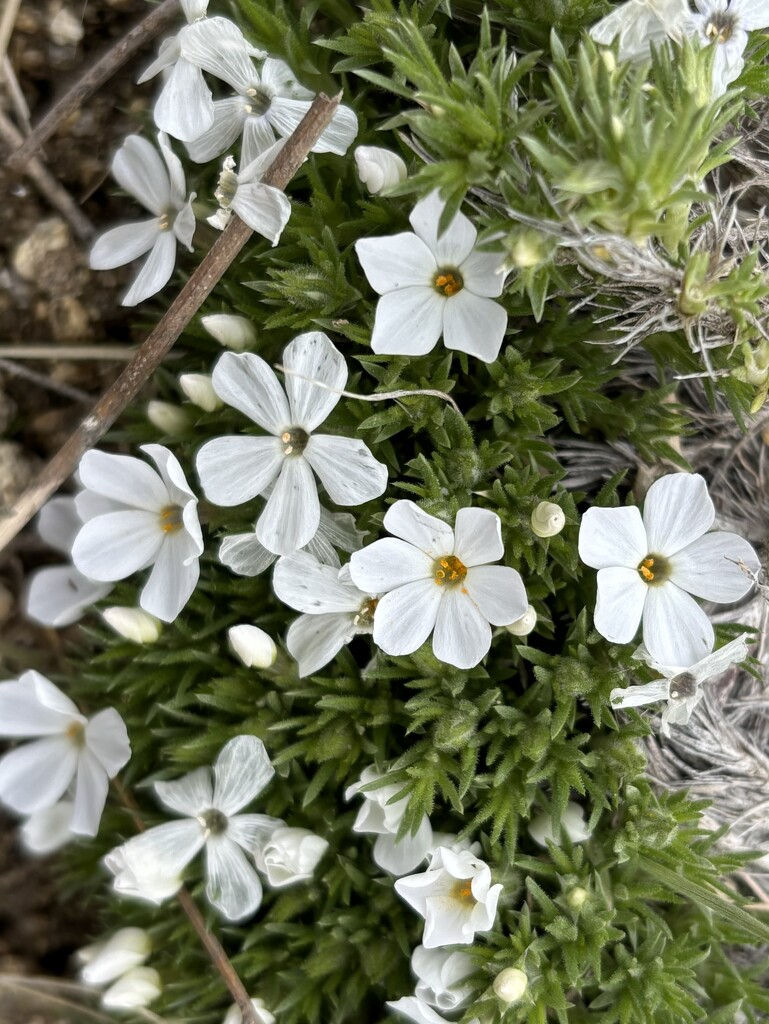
top-left (373, 579), bottom-right (443, 656)
top-left (452, 507), bottom-right (503, 566)
top-left (242, 115), bottom-right (279, 167)
top-left (214, 735), bottom-right (274, 815)
top-left (459, 247), bottom-right (506, 298)
top-left (155, 766), bottom-right (213, 816)
top-left (173, 196), bottom-right (197, 251)
top-left (137, 35), bottom-right (179, 83)
top-left (355, 234), bottom-right (436, 294)
top-left (286, 612), bottom-right (357, 676)
top-left (409, 192), bottom-right (477, 266)
top-left (349, 538), bottom-right (433, 592)
top-left (78, 449), bottom-right (168, 510)
top-left (154, 59), bottom-right (214, 142)
top-left (432, 586), bottom-right (492, 669)
top-left (609, 678), bottom-right (671, 710)
top-left (85, 708), bottom-right (131, 776)
top-left (140, 533), bottom-right (200, 622)
top-left (142, 443), bottom-right (199, 509)
top-left (370, 287), bottom-right (445, 356)
top-left (20, 801), bottom-right (74, 855)
top-left (71, 510), bottom-right (164, 582)
top-left (0, 736), bottom-right (77, 813)
top-left (273, 552), bottom-right (363, 613)
top-left (121, 231), bottom-right (177, 306)
top-left (384, 501), bottom-right (455, 557)
top-left (37, 497), bottom-right (81, 554)
top-left (387, 996), bottom-right (452, 1024)
top-left (211, 351), bottom-right (291, 434)
top-left (464, 565), bottom-right (527, 625)
top-left (237, 138), bottom-right (286, 183)
top-left (25, 566), bottom-right (110, 627)
top-left (594, 567), bottom-right (647, 644)
top-left (256, 457), bottom-right (319, 555)
top-left (283, 332), bottom-right (346, 432)
top-left (185, 97), bottom-right (247, 163)
top-left (112, 135), bottom-right (171, 214)
top-left (373, 815), bottom-right (433, 875)
top-left (266, 95), bottom-right (312, 138)
top-left (734, 0), bottom-right (768, 28)
top-left (442, 290), bottom-right (507, 363)
top-left (642, 584), bottom-right (714, 668)
top-left (205, 835), bottom-right (263, 920)
top-left (89, 220), bottom-right (159, 271)
top-left (578, 505), bottom-right (647, 570)
top-left (312, 508), bottom-right (364, 558)
top-left (0, 671), bottom-right (79, 736)
top-left (227, 813), bottom-right (284, 855)
top-left (312, 102), bottom-right (358, 156)
top-left (118, 820), bottom-right (204, 881)
top-left (219, 533), bottom-right (276, 576)
top-left (642, 473), bottom-right (714, 556)
top-left (669, 532), bottom-right (759, 602)
top-left (70, 748), bottom-right (109, 836)
top-left (196, 435), bottom-right (283, 506)
top-left (102, 967), bottom-right (161, 1009)
top-left (232, 182), bottom-right (291, 244)
top-left (687, 633), bottom-right (750, 682)
top-left (303, 435), bottom-right (388, 506)
top-left (179, 16), bottom-right (256, 92)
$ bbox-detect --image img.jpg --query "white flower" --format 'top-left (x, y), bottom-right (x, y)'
top-left (493, 967), bottom-right (528, 1005)
top-left (20, 800), bottom-right (75, 855)
top-left (578, 473), bottom-right (759, 667)
top-left (78, 928), bottom-right (152, 986)
top-left (179, 36), bottom-right (358, 166)
top-left (223, 998), bottom-right (276, 1024)
top-left (101, 967), bottom-right (162, 1009)
top-left (505, 604), bottom-right (537, 637)
top-left (0, 671), bottom-right (130, 836)
top-left (72, 444), bottom-right (204, 623)
top-left (196, 332), bottom-right (388, 556)
top-left (354, 191), bottom-right (508, 362)
top-left (201, 313), bottom-right (257, 350)
top-left (425, 833), bottom-right (481, 860)
top-left (102, 607), bottom-right (162, 644)
top-left (528, 802), bottom-right (591, 846)
top-left (25, 497), bottom-right (112, 628)
top-left (207, 145), bottom-right (292, 241)
top-left (411, 946), bottom-right (474, 1012)
top-left (354, 145), bottom-right (407, 194)
top-left (610, 632), bottom-right (750, 735)
top-left (179, 372), bottom-right (223, 411)
top-left (387, 997), bottom-right (479, 1024)
top-left (89, 133), bottom-right (196, 307)
top-left (255, 826), bottom-right (329, 887)
top-left (395, 846), bottom-right (502, 948)
top-left (273, 553), bottom-right (378, 676)
top-left (105, 735), bottom-right (281, 921)
top-left (346, 766), bottom-right (433, 876)
top-left (349, 501), bottom-right (528, 670)
top-left (228, 624), bottom-right (278, 668)
top-left (688, 0), bottom-right (768, 96)
top-left (589, 0), bottom-right (692, 61)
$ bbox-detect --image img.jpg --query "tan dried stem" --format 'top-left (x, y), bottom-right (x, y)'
top-left (0, 92), bottom-right (341, 553)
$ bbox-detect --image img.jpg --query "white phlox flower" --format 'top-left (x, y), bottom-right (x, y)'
top-left (688, 0), bottom-right (769, 97)
top-left (0, 671), bottom-right (130, 836)
top-left (72, 444), bottom-right (204, 623)
top-left (578, 473), bottom-right (759, 667)
top-left (178, 32), bottom-right (358, 165)
top-left (223, 998), bottom-right (276, 1024)
top-left (387, 996), bottom-right (479, 1024)
top-left (207, 143), bottom-right (292, 242)
top-left (394, 846), bottom-right (503, 949)
top-left (589, 0), bottom-right (692, 61)
top-left (610, 632), bottom-right (750, 736)
top-left (273, 553), bottom-right (379, 677)
top-left (105, 735), bottom-right (282, 921)
top-left (25, 496), bottom-right (112, 628)
top-left (255, 826), bottom-right (329, 887)
top-left (89, 133), bottom-right (196, 306)
top-left (20, 800), bottom-right (75, 855)
top-left (411, 945), bottom-right (475, 1012)
top-left (349, 500), bottom-right (528, 670)
top-left (77, 928), bottom-right (152, 986)
top-left (354, 191), bottom-right (508, 362)
top-left (346, 766), bottom-right (433, 876)
top-left (196, 332), bottom-right (387, 556)
top-left (528, 801), bottom-right (591, 847)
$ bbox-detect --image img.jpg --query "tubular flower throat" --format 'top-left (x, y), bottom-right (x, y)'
top-left (434, 555), bottom-right (468, 586)
top-left (637, 554), bottom-right (669, 584)
top-left (159, 505), bottom-right (184, 533)
top-left (434, 269), bottom-right (463, 297)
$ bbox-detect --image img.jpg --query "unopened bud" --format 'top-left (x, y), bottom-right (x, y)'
top-left (102, 967), bottom-right (161, 1009)
top-left (179, 373), bottom-right (222, 412)
top-left (147, 400), bottom-right (189, 435)
top-left (228, 624), bottom-right (277, 668)
top-left (102, 607), bottom-right (162, 644)
top-left (508, 230), bottom-right (545, 269)
top-left (201, 313), bottom-right (256, 351)
top-left (79, 928), bottom-right (152, 986)
top-left (354, 146), bottom-right (407, 194)
top-left (531, 501), bottom-right (565, 538)
top-left (223, 998), bottom-right (276, 1024)
top-left (567, 886), bottom-right (589, 910)
top-left (257, 827), bottom-right (329, 887)
top-left (600, 50), bottom-right (616, 75)
top-left (493, 967), bottom-right (528, 1004)
top-left (610, 115), bottom-right (624, 141)
top-left (506, 605), bottom-right (537, 637)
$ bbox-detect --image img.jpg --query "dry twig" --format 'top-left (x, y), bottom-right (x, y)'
top-left (0, 357), bottom-right (91, 403)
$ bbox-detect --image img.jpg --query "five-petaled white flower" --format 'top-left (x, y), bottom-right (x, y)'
top-left (105, 736), bottom-right (282, 921)
top-left (0, 671), bottom-right (130, 836)
top-left (411, 946), bottom-right (475, 1012)
top-left (196, 332), bottom-right (388, 556)
top-left (346, 766), bottom-right (433, 876)
top-left (355, 192), bottom-right (508, 362)
top-left (207, 143), bottom-right (291, 241)
top-left (89, 133), bottom-right (196, 307)
top-left (578, 473), bottom-right (759, 668)
top-left (688, 0), bottom-right (768, 97)
top-left (395, 846), bottom-right (503, 949)
top-left (610, 632), bottom-right (750, 735)
top-left (273, 553), bottom-right (379, 677)
top-left (349, 501), bottom-right (528, 670)
top-left (72, 444), bottom-right (204, 624)
top-left (589, 0), bottom-right (691, 61)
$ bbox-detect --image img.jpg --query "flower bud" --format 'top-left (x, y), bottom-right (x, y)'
top-left (505, 605), bottom-right (537, 637)
top-left (528, 801), bottom-right (591, 847)
top-left (147, 400), bottom-right (190, 435)
top-left (179, 372), bottom-right (223, 412)
top-left (257, 827), bottom-right (329, 887)
top-left (531, 501), bottom-right (565, 538)
top-left (79, 929), bottom-right (152, 985)
top-left (223, 998), bottom-right (276, 1024)
top-left (102, 967), bottom-right (161, 1009)
top-left (567, 885), bottom-right (589, 910)
top-left (354, 146), bottom-right (407, 194)
top-left (201, 313), bottom-right (256, 351)
top-left (102, 606), bottom-right (162, 644)
top-left (228, 624), bottom-right (277, 668)
top-left (493, 967), bottom-right (528, 1004)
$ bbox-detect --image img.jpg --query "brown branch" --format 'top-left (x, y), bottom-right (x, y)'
top-left (0, 92), bottom-right (340, 553)
top-left (5, 0), bottom-right (179, 172)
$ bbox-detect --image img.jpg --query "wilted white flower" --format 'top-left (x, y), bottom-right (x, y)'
top-left (578, 473), bottom-right (758, 667)
top-left (493, 967), bottom-right (528, 1005)
top-left (355, 191), bottom-right (508, 362)
top-left (255, 826), bottom-right (328, 887)
top-left (179, 372), bottom-right (223, 411)
top-left (104, 845), bottom-right (183, 904)
top-left (528, 802), bottom-right (591, 846)
top-left (147, 399), bottom-right (190, 434)
top-left (89, 133), bottom-right (196, 307)
top-left (505, 604), bottom-right (537, 637)
top-left (207, 145), bottom-right (291, 242)
top-left (201, 313), bottom-right (257, 350)
top-left (589, 0), bottom-right (691, 61)
top-left (101, 967), bottom-right (162, 1009)
top-left (354, 145), bottom-right (407, 194)
top-left (530, 501), bottom-right (566, 538)
top-left (20, 800), bottom-right (75, 855)
top-left (102, 607), bottom-right (162, 644)
top-left (228, 624), bottom-right (278, 668)
top-left (412, 946), bottom-right (474, 1012)
top-left (222, 998), bottom-right (276, 1024)
top-left (346, 766), bottom-right (433, 876)
top-left (78, 928), bottom-right (152, 986)
top-left (0, 671), bottom-right (130, 836)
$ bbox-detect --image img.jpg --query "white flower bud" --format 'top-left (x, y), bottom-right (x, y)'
top-left (223, 998), bottom-right (276, 1024)
top-left (228, 624), bottom-right (277, 668)
top-left (528, 801), bottom-right (591, 847)
top-left (102, 606), bottom-right (162, 644)
top-left (257, 827), bottom-right (329, 887)
top-left (567, 885), bottom-right (589, 910)
top-left (201, 313), bottom-right (257, 351)
top-left (354, 146), bottom-right (407, 194)
top-left (505, 605), bottom-right (537, 637)
top-left (530, 500), bottom-right (565, 538)
top-left (179, 372), bottom-right (223, 412)
top-left (101, 966), bottom-right (161, 1009)
top-left (493, 967), bottom-right (528, 1004)
top-left (79, 928), bottom-right (152, 986)
top-left (147, 400), bottom-right (189, 435)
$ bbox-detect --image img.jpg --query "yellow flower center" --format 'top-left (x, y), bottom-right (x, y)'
top-left (433, 268), bottom-right (463, 297)
top-left (434, 554), bottom-right (467, 587)
top-left (158, 212), bottom-right (171, 231)
top-left (66, 720), bottom-right (86, 747)
top-left (159, 505), bottom-right (184, 533)
top-left (637, 553), bottom-right (670, 585)
top-left (451, 879), bottom-right (476, 904)
top-left (705, 12), bottom-right (735, 43)
top-left (244, 86), bottom-right (272, 116)
top-left (353, 597), bottom-right (379, 628)
top-left (281, 427), bottom-right (309, 456)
